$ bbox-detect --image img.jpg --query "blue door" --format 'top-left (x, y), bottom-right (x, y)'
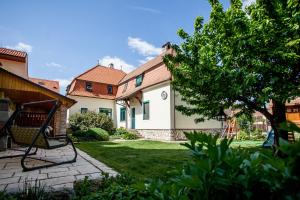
top-left (131, 108), bottom-right (135, 129)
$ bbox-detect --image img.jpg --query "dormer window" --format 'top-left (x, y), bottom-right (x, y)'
top-left (86, 82), bottom-right (92, 92)
top-left (107, 85), bottom-right (113, 94)
top-left (135, 74), bottom-right (143, 87)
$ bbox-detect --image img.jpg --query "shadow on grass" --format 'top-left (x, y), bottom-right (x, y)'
top-left (76, 140), bottom-right (274, 180)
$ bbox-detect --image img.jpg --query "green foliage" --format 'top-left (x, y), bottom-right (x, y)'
top-left (76, 132), bottom-right (300, 199)
top-left (251, 129), bottom-right (265, 140)
top-left (69, 111), bottom-right (114, 133)
top-left (121, 132), bottom-right (138, 140)
top-left (164, 0), bottom-right (300, 143)
top-left (146, 132), bottom-right (300, 199)
top-left (114, 127), bottom-right (130, 135)
top-left (236, 113), bottom-right (254, 134)
top-left (74, 172), bottom-right (148, 200)
top-left (238, 130), bottom-right (250, 140)
top-left (16, 179), bottom-right (49, 200)
top-left (73, 128), bottom-right (109, 141)
top-left (0, 191), bottom-right (15, 200)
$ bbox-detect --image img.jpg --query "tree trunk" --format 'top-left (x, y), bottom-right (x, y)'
top-left (271, 100), bottom-right (288, 147)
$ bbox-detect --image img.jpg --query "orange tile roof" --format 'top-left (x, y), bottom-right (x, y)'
top-left (68, 90), bottom-right (115, 100)
top-left (76, 65), bottom-right (126, 85)
top-left (0, 47), bottom-right (27, 58)
top-left (29, 77), bottom-right (60, 93)
top-left (116, 49), bottom-right (174, 99)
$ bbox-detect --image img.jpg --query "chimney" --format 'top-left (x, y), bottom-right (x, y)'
top-left (162, 42), bottom-right (171, 51)
top-left (97, 59), bottom-right (101, 65)
top-left (108, 63), bottom-right (114, 69)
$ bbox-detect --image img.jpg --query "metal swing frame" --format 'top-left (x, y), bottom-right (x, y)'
top-left (0, 100), bottom-right (77, 171)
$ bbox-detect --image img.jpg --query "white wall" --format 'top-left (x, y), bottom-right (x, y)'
top-left (173, 91), bottom-right (222, 129)
top-left (126, 82), bottom-right (172, 129)
top-left (67, 95), bottom-right (117, 127)
top-left (116, 101), bottom-right (127, 128)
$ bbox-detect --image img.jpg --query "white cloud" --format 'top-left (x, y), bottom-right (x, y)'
top-left (128, 6), bottom-right (162, 14)
top-left (6, 42), bottom-right (32, 53)
top-left (99, 56), bottom-right (135, 73)
top-left (45, 62), bottom-right (63, 68)
top-left (139, 56), bottom-right (155, 64)
top-left (54, 78), bottom-right (73, 94)
top-left (128, 37), bottom-right (162, 56)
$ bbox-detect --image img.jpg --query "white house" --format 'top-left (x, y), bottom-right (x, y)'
top-left (67, 44), bottom-right (221, 140)
top-left (66, 64), bottom-right (126, 127)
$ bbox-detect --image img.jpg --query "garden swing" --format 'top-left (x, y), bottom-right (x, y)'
top-left (0, 100), bottom-right (77, 171)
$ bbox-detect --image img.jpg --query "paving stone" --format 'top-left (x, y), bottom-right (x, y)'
top-left (40, 176), bottom-right (76, 186)
top-left (50, 182), bottom-right (74, 191)
top-left (0, 184), bottom-right (6, 191)
top-left (48, 170), bottom-right (80, 178)
top-left (0, 177), bottom-right (20, 185)
top-left (40, 166), bottom-right (69, 174)
top-left (19, 173), bottom-right (48, 182)
top-left (5, 183), bottom-right (23, 193)
top-left (0, 173), bottom-right (14, 179)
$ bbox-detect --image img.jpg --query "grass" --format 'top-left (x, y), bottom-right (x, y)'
top-left (76, 139), bottom-right (267, 180)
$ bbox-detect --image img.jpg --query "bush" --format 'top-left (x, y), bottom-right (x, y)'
top-left (115, 127), bottom-right (130, 135)
top-left (73, 128), bottom-right (109, 141)
top-left (69, 112), bottom-right (114, 133)
top-left (237, 130), bottom-right (250, 140)
top-left (251, 129), bottom-right (265, 140)
top-left (121, 132), bottom-right (138, 140)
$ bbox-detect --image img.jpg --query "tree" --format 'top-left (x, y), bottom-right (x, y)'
top-left (164, 0), bottom-right (300, 147)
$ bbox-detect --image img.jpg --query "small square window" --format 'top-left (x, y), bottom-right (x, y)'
top-left (143, 101), bottom-right (149, 120)
top-left (120, 107), bottom-right (126, 121)
top-left (107, 85), bottom-right (113, 94)
top-left (81, 108), bottom-right (88, 114)
top-left (135, 74), bottom-right (143, 87)
top-left (86, 82), bottom-right (92, 92)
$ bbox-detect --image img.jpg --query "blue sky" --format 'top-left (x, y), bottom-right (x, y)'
top-left (0, 0), bottom-right (236, 93)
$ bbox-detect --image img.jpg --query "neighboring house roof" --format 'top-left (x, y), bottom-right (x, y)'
top-left (76, 65), bottom-right (126, 85)
top-left (29, 77), bottom-right (60, 93)
top-left (0, 47), bottom-right (27, 63)
top-left (116, 49), bottom-right (173, 100)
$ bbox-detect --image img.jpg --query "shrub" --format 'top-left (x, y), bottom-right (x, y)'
top-left (115, 127), bottom-right (130, 135)
top-left (121, 132), bottom-right (138, 140)
top-left (237, 130), bottom-right (250, 140)
top-left (73, 128), bottom-right (109, 141)
top-left (69, 112), bottom-right (114, 133)
top-left (251, 129), bottom-right (265, 140)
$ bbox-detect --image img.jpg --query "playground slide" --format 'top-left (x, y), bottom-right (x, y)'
top-left (262, 129), bottom-right (274, 148)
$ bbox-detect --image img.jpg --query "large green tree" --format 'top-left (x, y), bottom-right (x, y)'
top-left (164, 0), bottom-right (300, 146)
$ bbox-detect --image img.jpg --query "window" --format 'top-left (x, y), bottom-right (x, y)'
top-left (120, 107), bottom-right (126, 121)
top-left (86, 82), bottom-right (92, 92)
top-left (99, 108), bottom-right (112, 118)
top-left (135, 74), bottom-right (143, 87)
top-left (122, 82), bottom-right (128, 93)
top-left (81, 108), bottom-right (88, 114)
top-left (143, 101), bottom-right (149, 120)
top-left (107, 85), bottom-right (113, 94)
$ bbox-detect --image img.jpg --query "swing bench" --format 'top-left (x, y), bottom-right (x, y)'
top-left (0, 100), bottom-right (77, 171)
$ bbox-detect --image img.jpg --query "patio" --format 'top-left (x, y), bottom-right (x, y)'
top-left (0, 146), bottom-right (118, 193)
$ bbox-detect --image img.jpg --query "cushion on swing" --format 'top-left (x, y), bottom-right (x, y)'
top-left (10, 126), bottom-right (47, 148)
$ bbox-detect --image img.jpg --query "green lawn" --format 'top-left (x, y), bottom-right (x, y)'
top-left (76, 140), bottom-right (265, 180)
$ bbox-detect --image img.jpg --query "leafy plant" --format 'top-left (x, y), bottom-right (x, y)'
top-left (121, 132), bottom-right (138, 140)
top-left (238, 130), bottom-right (250, 140)
top-left (69, 112), bottom-right (114, 133)
top-left (251, 129), bottom-right (265, 140)
top-left (164, 0), bottom-right (300, 146)
top-left (73, 128), bottom-right (109, 141)
top-left (16, 179), bottom-right (49, 200)
top-left (114, 127), bottom-right (130, 135)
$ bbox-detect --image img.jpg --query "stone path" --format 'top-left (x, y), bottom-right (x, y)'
top-left (0, 146), bottom-right (118, 193)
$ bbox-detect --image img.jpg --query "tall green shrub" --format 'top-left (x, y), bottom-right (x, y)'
top-left (69, 111), bottom-right (114, 133)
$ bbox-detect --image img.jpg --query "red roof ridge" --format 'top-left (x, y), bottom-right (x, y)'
top-left (29, 77), bottom-right (59, 84)
top-left (0, 47), bottom-right (27, 58)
